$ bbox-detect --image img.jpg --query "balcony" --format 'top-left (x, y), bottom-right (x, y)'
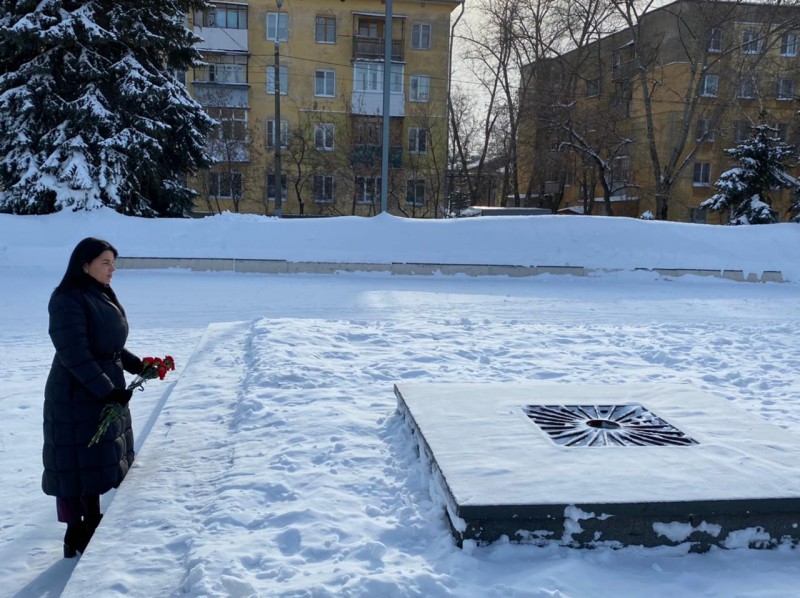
top-left (353, 36), bottom-right (404, 61)
top-left (351, 145), bottom-right (403, 169)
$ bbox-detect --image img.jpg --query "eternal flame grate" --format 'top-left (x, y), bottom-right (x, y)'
top-left (523, 404), bottom-right (698, 447)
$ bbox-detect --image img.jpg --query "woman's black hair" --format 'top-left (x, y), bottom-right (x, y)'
top-left (54, 237), bottom-right (118, 293)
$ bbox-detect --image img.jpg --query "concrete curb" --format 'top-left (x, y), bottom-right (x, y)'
top-left (115, 257), bottom-right (786, 283)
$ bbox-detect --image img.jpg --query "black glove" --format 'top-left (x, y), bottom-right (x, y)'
top-left (105, 388), bottom-right (133, 406)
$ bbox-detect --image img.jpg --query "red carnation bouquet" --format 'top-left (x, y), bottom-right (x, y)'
top-left (88, 355), bottom-right (175, 447)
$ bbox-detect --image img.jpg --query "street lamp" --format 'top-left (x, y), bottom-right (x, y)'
top-left (273, 0), bottom-right (284, 217)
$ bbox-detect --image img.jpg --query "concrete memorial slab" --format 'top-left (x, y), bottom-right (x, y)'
top-left (394, 382), bottom-right (800, 551)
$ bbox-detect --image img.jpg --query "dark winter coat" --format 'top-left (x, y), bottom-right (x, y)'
top-left (42, 282), bottom-right (139, 498)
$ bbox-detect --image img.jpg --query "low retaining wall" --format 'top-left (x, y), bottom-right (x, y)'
top-left (115, 257), bottom-right (785, 283)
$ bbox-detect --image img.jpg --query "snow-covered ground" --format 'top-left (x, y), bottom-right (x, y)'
top-left (2, 210), bottom-right (800, 597)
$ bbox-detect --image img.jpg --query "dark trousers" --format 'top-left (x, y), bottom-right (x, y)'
top-left (56, 495), bottom-right (100, 525)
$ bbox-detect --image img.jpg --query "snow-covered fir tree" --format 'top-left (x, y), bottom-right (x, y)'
top-left (700, 121), bottom-right (798, 225)
top-left (0, 0), bottom-right (215, 216)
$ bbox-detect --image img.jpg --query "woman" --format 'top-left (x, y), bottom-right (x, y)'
top-left (42, 237), bottom-right (143, 558)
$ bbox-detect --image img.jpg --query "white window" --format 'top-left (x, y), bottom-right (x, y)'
top-left (696, 117), bottom-right (715, 142)
top-left (406, 179), bottom-right (426, 206)
top-left (408, 127), bottom-right (428, 154)
top-left (585, 78), bottom-right (600, 98)
top-left (315, 123), bottom-right (334, 151)
top-left (316, 15), bottom-right (336, 44)
top-left (266, 174), bottom-right (287, 201)
top-left (315, 69), bottom-right (335, 97)
top-left (782, 33), bottom-right (798, 56)
top-left (355, 176), bottom-right (380, 204)
top-left (313, 175), bottom-right (335, 203)
top-left (267, 12), bottom-right (288, 41)
top-left (208, 171), bottom-right (243, 198)
top-left (709, 28), bottom-right (722, 52)
top-left (701, 73), bottom-right (718, 97)
top-left (777, 78), bottom-right (795, 99)
top-left (208, 107), bottom-right (248, 141)
top-left (266, 66), bottom-right (288, 95)
top-left (354, 63), bottom-right (403, 93)
top-left (693, 162), bottom-right (711, 186)
top-left (409, 75), bottom-right (430, 102)
top-left (742, 30), bottom-right (763, 54)
top-left (195, 3), bottom-right (247, 29)
top-left (613, 156), bottom-right (630, 184)
top-left (196, 55), bottom-right (247, 84)
top-left (266, 120), bottom-right (288, 148)
top-left (738, 76), bottom-right (757, 98)
top-left (411, 23), bottom-right (431, 49)
top-left (733, 120), bottom-right (749, 142)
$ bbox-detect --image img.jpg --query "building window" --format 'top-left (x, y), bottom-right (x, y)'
top-left (355, 176), bottom-right (381, 204)
top-left (738, 76), bottom-right (757, 98)
top-left (357, 18), bottom-right (383, 38)
top-left (195, 55), bottom-right (248, 84)
top-left (708, 28), bottom-right (722, 52)
top-left (266, 120), bottom-right (288, 148)
top-left (406, 179), bottom-right (426, 206)
top-left (777, 78), bottom-right (795, 99)
top-left (613, 156), bottom-right (630, 184)
top-left (701, 73), bottom-right (718, 97)
top-left (696, 117), bottom-right (715, 142)
top-left (208, 107), bottom-right (247, 141)
top-left (409, 127), bottom-right (428, 154)
top-left (266, 173), bottom-right (287, 201)
top-left (733, 120), bottom-right (749, 143)
top-left (266, 65), bottom-right (288, 95)
top-left (267, 12), bottom-right (288, 41)
top-left (315, 15), bottom-right (336, 44)
top-left (314, 123), bottom-right (335, 151)
top-left (409, 75), bottom-right (430, 102)
top-left (777, 123), bottom-right (791, 142)
top-left (781, 32), bottom-right (798, 56)
top-left (315, 69), bottom-right (335, 97)
top-left (208, 171), bottom-right (243, 198)
top-left (412, 23), bottom-right (431, 50)
top-left (693, 162), bottom-right (711, 186)
top-left (585, 78), bottom-right (600, 98)
top-left (690, 207), bottom-right (708, 224)
top-left (313, 174), bottom-right (335, 203)
top-left (742, 30), bottom-right (763, 54)
top-left (195, 3), bottom-right (247, 29)
top-left (354, 63), bottom-right (403, 93)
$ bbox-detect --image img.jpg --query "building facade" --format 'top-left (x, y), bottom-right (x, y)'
top-left (518, 0), bottom-right (800, 223)
top-left (188, 0), bottom-right (461, 217)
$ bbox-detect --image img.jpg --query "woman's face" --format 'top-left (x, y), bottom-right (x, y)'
top-left (85, 250), bottom-right (116, 285)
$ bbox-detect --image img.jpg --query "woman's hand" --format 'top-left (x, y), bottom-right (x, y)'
top-left (105, 388), bottom-right (133, 406)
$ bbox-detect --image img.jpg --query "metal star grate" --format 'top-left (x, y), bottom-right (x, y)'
top-left (523, 404), bottom-right (698, 447)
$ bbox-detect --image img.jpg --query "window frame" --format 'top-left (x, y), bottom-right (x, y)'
top-left (266, 173), bottom-right (288, 201)
top-left (354, 63), bottom-right (403, 93)
top-left (708, 28), bottom-right (722, 53)
top-left (355, 176), bottom-right (381, 204)
top-left (208, 171), bottom-right (243, 198)
top-left (777, 77), bottom-right (796, 100)
top-left (266, 119), bottom-right (289, 149)
top-left (411, 22), bottom-right (431, 50)
top-left (314, 69), bottom-right (336, 98)
top-left (266, 12), bottom-right (288, 42)
top-left (701, 73), bottom-right (719, 97)
top-left (314, 123), bottom-right (335, 151)
top-left (406, 179), bottom-right (426, 206)
top-left (696, 117), bottom-right (715, 142)
top-left (781, 32), bottom-right (798, 56)
top-left (692, 162), bottom-right (711, 186)
top-left (408, 127), bottom-right (428, 155)
top-left (315, 15), bottom-right (336, 44)
top-left (313, 174), bottom-right (335, 203)
top-left (266, 65), bottom-right (288, 95)
top-left (737, 75), bottom-right (757, 99)
top-left (409, 75), bottom-right (430, 102)
top-left (742, 30), bottom-right (763, 54)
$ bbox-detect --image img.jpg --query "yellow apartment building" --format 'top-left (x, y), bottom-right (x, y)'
top-left (518, 0), bottom-right (800, 223)
top-left (188, 0), bottom-right (461, 217)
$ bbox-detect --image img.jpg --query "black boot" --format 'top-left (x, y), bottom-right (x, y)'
top-left (63, 524), bottom-right (88, 558)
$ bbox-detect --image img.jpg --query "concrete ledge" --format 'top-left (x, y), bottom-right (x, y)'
top-left (115, 257), bottom-right (786, 283)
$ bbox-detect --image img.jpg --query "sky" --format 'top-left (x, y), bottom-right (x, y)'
top-left (2, 209), bottom-right (800, 597)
